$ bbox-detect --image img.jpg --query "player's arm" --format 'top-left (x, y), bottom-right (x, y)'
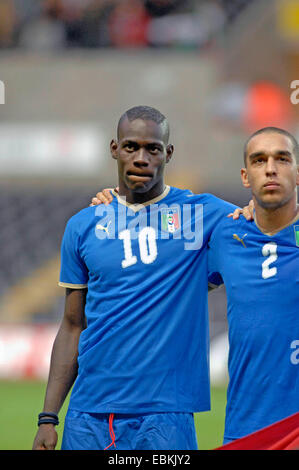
top-left (89, 188), bottom-right (255, 222)
top-left (32, 287), bottom-right (87, 450)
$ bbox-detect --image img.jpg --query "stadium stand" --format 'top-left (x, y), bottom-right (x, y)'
top-left (0, 186), bottom-right (96, 322)
top-left (0, 0), bottom-right (254, 51)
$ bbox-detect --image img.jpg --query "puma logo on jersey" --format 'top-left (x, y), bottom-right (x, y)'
top-left (96, 220), bottom-right (111, 235)
top-left (233, 233), bottom-right (247, 248)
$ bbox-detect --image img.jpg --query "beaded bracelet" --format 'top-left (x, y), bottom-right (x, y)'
top-left (38, 412), bottom-right (59, 426)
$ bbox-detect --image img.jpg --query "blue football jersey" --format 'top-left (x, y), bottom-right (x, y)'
top-left (59, 186), bottom-right (236, 414)
top-left (208, 213), bottom-right (299, 441)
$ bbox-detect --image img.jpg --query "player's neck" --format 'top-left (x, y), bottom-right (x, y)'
top-left (118, 181), bottom-right (166, 205)
top-left (254, 197), bottom-right (299, 234)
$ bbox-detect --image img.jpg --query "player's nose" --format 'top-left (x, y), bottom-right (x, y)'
top-left (265, 157), bottom-right (277, 175)
top-left (133, 149), bottom-right (150, 166)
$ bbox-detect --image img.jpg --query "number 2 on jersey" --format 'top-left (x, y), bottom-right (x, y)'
top-left (262, 242), bottom-right (277, 279)
top-left (119, 227), bottom-right (157, 268)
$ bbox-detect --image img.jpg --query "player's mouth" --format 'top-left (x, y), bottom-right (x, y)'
top-left (126, 171), bottom-right (153, 182)
top-left (263, 181), bottom-right (280, 190)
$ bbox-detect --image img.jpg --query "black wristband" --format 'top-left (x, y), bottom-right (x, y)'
top-left (38, 412), bottom-right (59, 426)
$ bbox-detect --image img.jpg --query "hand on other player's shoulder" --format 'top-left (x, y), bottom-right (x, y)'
top-left (228, 199), bottom-right (255, 221)
top-left (90, 187), bottom-right (117, 206)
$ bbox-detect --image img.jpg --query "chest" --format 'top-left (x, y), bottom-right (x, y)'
top-left (222, 230), bottom-right (299, 292)
top-left (79, 205), bottom-right (209, 283)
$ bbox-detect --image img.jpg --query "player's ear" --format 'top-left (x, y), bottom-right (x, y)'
top-left (110, 139), bottom-right (118, 160)
top-left (241, 167), bottom-right (251, 189)
top-left (165, 144), bottom-right (174, 164)
top-left (296, 164), bottom-right (299, 186)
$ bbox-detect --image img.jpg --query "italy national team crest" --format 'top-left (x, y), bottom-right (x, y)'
top-left (161, 208), bottom-right (180, 233)
top-left (294, 225), bottom-right (299, 247)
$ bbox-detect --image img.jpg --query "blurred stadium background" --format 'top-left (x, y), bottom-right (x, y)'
top-left (0, 0), bottom-right (299, 450)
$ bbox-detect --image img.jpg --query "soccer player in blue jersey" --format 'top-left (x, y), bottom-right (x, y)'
top-left (208, 127), bottom-right (299, 443)
top-left (32, 106), bottom-right (237, 450)
top-left (91, 125), bottom-right (299, 446)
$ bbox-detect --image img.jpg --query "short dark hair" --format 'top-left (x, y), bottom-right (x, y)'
top-left (243, 127), bottom-right (299, 165)
top-left (117, 105), bottom-right (170, 142)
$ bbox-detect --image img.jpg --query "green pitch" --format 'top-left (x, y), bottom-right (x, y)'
top-left (0, 380), bottom-right (227, 450)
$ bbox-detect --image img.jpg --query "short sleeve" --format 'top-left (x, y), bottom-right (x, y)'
top-left (59, 217), bottom-right (88, 289)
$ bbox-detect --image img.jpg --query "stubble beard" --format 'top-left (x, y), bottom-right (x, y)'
top-left (254, 189), bottom-right (293, 211)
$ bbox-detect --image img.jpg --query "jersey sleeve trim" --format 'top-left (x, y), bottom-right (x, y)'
top-left (58, 282), bottom-right (88, 289)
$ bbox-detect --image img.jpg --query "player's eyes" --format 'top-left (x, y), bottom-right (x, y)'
top-left (278, 156), bottom-right (290, 162)
top-left (148, 146), bottom-right (160, 154)
top-left (124, 144), bottom-right (137, 152)
top-left (252, 157), bottom-right (264, 164)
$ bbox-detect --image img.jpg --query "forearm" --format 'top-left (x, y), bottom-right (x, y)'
top-left (42, 318), bottom-right (82, 415)
top-left (41, 288), bottom-right (87, 415)
top-left (33, 289), bottom-right (86, 450)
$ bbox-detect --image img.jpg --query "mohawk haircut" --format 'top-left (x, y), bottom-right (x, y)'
top-left (244, 127), bottom-right (299, 165)
top-left (117, 105), bottom-right (170, 142)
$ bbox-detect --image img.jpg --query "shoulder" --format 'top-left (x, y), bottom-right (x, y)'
top-left (191, 194), bottom-right (239, 228)
top-left (64, 206), bottom-right (98, 234)
top-left (166, 186), bottom-right (195, 202)
top-left (210, 212), bottom-right (254, 243)
top-left (177, 190), bottom-right (238, 212)
top-left (217, 213), bottom-right (248, 229)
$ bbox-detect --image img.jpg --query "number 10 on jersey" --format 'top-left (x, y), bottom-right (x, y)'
top-left (119, 227), bottom-right (158, 268)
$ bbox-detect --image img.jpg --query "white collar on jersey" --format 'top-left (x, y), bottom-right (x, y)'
top-left (112, 185), bottom-right (170, 213)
